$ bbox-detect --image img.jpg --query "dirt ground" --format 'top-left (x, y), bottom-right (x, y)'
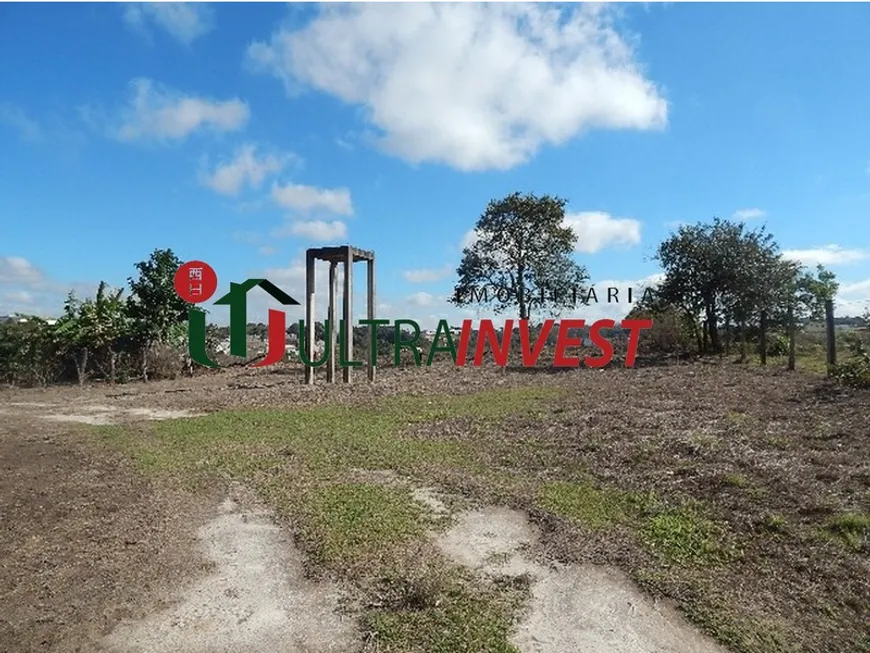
top-left (1, 361), bottom-right (868, 653)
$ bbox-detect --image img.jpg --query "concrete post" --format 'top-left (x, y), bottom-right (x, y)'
top-left (327, 261), bottom-right (337, 383)
top-left (342, 246), bottom-right (353, 383)
top-left (367, 257), bottom-right (376, 382)
top-left (304, 250), bottom-right (316, 385)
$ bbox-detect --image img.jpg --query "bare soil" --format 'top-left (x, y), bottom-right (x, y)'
top-left (1, 360), bottom-right (868, 653)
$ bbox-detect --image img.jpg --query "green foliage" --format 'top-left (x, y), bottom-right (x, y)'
top-left (127, 248), bottom-right (192, 347)
top-left (451, 192), bottom-right (589, 320)
top-left (830, 332), bottom-right (870, 388)
top-left (0, 317), bottom-right (62, 386)
top-left (760, 333), bottom-right (790, 357)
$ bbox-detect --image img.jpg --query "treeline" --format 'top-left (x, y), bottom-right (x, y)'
top-left (2, 215), bottom-right (869, 388)
top-left (624, 218), bottom-right (869, 385)
top-left (0, 249), bottom-right (195, 387)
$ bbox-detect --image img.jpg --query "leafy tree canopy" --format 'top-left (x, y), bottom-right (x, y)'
top-left (450, 192), bottom-right (589, 321)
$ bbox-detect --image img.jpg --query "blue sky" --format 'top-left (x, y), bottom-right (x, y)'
top-left (2, 2), bottom-right (869, 327)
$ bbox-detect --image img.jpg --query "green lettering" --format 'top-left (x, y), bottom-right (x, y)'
top-left (359, 319), bottom-right (389, 366)
top-left (426, 320), bottom-right (457, 366)
top-left (393, 320), bottom-right (422, 366)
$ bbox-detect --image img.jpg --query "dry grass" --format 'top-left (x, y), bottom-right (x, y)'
top-left (2, 359), bottom-right (869, 653)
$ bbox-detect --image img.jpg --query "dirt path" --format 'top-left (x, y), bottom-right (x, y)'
top-left (433, 506), bottom-right (727, 653)
top-left (102, 493), bottom-right (357, 653)
top-left (0, 416), bottom-right (209, 653)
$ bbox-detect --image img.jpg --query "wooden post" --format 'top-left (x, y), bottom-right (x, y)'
top-left (787, 303), bottom-right (796, 371)
top-left (304, 250), bottom-right (316, 385)
top-left (367, 257), bottom-right (376, 382)
top-left (759, 310), bottom-right (767, 366)
top-left (343, 246), bottom-right (353, 383)
top-left (327, 261), bottom-right (337, 383)
top-left (825, 298), bottom-right (836, 372)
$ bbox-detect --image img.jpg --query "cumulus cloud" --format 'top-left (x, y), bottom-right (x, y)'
top-left (108, 78), bottom-right (249, 142)
top-left (782, 245), bottom-right (868, 266)
top-left (272, 219), bottom-right (348, 242)
top-left (835, 277), bottom-right (870, 316)
top-left (201, 144), bottom-right (289, 196)
top-left (403, 265), bottom-right (453, 283)
top-left (460, 211), bottom-right (641, 255)
top-left (246, 3), bottom-right (667, 171)
top-left (0, 256), bottom-right (98, 317)
top-left (123, 3), bottom-right (214, 45)
top-left (271, 182), bottom-right (354, 216)
top-left (731, 208), bottom-right (766, 221)
top-left (564, 212), bottom-right (642, 253)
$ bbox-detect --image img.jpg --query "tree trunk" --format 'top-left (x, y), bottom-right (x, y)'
top-left (724, 312), bottom-right (732, 355)
top-left (109, 350), bottom-right (117, 384)
top-left (74, 348), bottom-right (88, 387)
top-left (140, 343), bottom-right (150, 382)
top-left (739, 320), bottom-right (747, 362)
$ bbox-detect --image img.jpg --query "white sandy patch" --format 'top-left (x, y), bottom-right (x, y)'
top-left (435, 506), bottom-right (727, 653)
top-left (102, 497), bottom-right (357, 653)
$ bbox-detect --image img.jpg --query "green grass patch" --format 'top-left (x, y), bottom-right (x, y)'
top-left (822, 512), bottom-right (870, 552)
top-left (98, 386), bottom-right (565, 480)
top-left (537, 479), bottom-right (628, 530)
top-left (640, 503), bottom-right (731, 566)
top-left (94, 386), bottom-right (565, 651)
top-left (300, 483), bottom-right (428, 568)
top-left (724, 473), bottom-right (750, 489)
top-left (363, 568), bottom-right (525, 653)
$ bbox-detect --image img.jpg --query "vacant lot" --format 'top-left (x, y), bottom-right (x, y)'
top-left (1, 361), bottom-right (868, 653)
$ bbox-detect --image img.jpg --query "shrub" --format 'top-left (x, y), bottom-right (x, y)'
top-left (831, 334), bottom-right (870, 388)
top-left (759, 333), bottom-right (789, 357)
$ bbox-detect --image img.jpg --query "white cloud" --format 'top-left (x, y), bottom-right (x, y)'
top-left (564, 212), bottom-right (642, 253)
top-left (271, 182), bottom-right (354, 216)
top-left (840, 278), bottom-right (870, 297)
top-left (782, 245), bottom-right (868, 266)
top-left (273, 219), bottom-right (348, 242)
top-left (0, 256), bottom-right (99, 317)
top-left (403, 265), bottom-right (453, 283)
top-left (407, 292), bottom-right (437, 307)
top-left (836, 278), bottom-right (870, 316)
top-left (2, 290), bottom-right (34, 305)
top-left (460, 229), bottom-right (479, 250)
top-left (123, 3), bottom-right (214, 45)
top-left (732, 208), bottom-right (766, 221)
top-left (201, 144), bottom-right (289, 196)
top-left (0, 103), bottom-right (42, 142)
top-left (0, 257), bottom-right (46, 288)
top-left (246, 3), bottom-right (667, 171)
top-left (111, 78), bottom-right (249, 143)
top-left (459, 211), bottom-right (641, 255)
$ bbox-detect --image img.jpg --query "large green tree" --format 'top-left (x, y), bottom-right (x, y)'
top-left (655, 218), bottom-right (783, 354)
top-left (126, 248), bottom-right (192, 380)
top-left (450, 192), bottom-right (589, 321)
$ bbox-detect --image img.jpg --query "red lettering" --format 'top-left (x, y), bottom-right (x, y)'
top-left (585, 319), bottom-right (615, 368)
top-left (620, 318), bottom-right (653, 367)
top-left (455, 319), bottom-right (474, 367)
top-left (553, 319), bottom-right (585, 367)
top-left (473, 319), bottom-right (513, 367)
top-left (252, 309), bottom-right (287, 367)
top-left (518, 319), bottom-right (554, 367)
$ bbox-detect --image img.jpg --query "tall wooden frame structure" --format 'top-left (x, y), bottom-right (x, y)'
top-left (303, 245), bottom-right (376, 384)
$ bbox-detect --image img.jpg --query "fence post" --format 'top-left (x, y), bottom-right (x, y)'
top-left (759, 310), bottom-right (767, 366)
top-left (825, 298), bottom-right (836, 374)
top-left (787, 303), bottom-right (796, 371)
